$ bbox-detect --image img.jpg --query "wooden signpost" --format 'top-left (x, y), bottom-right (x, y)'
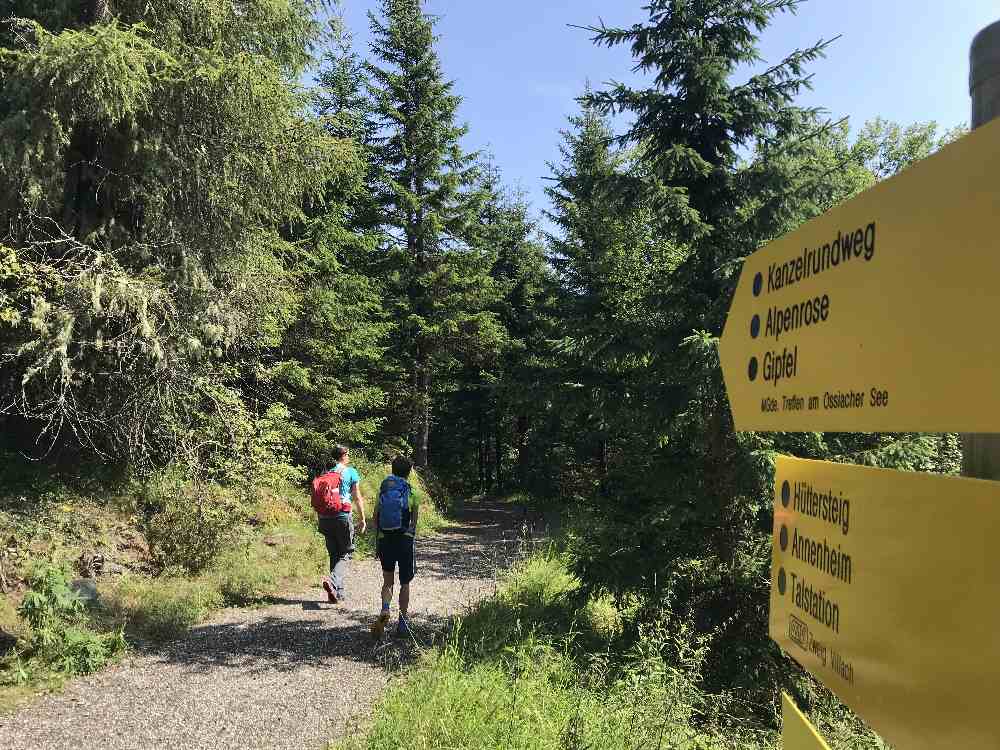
top-left (719, 116), bottom-right (1000, 434)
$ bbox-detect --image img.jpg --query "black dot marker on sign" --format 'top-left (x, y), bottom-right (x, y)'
top-left (780, 525), bottom-right (788, 551)
top-left (748, 357), bottom-right (759, 382)
top-left (781, 481), bottom-right (790, 507)
top-left (751, 315), bottom-right (760, 339)
top-left (753, 272), bottom-right (763, 297)
top-left (777, 568), bottom-right (787, 595)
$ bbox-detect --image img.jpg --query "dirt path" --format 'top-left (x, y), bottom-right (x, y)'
top-left (0, 500), bottom-right (528, 750)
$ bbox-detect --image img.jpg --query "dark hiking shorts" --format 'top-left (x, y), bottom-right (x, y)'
top-left (378, 532), bottom-right (415, 585)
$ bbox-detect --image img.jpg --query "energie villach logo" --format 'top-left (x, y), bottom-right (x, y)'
top-left (788, 614), bottom-right (810, 651)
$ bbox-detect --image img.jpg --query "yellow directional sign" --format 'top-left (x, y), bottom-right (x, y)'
top-left (770, 455), bottom-right (1000, 749)
top-left (720, 116), bottom-right (1000, 432)
top-left (781, 693), bottom-right (832, 750)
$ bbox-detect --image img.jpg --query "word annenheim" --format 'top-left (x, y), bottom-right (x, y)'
top-left (790, 530), bottom-right (852, 584)
top-left (767, 222), bottom-right (877, 294)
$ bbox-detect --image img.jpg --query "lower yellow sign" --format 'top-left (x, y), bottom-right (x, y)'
top-left (782, 693), bottom-right (831, 750)
top-left (771, 456), bottom-right (1000, 749)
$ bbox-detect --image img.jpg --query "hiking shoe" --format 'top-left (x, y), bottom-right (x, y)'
top-left (322, 577), bottom-right (338, 604)
top-left (370, 611), bottom-right (391, 639)
top-left (396, 617), bottom-right (412, 638)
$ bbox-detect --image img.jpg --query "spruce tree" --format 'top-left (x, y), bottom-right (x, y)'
top-left (543, 105), bottom-right (678, 487)
top-left (573, 0), bottom-right (965, 706)
top-left (431, 164), bottom-right (552, 491)
top-left (572, 0), bottom-right (845, 703)
top-left (0, 0), bottom-right (336, 473)
top-left (365, 0), bottom-right (501, 467)
top-left (266, 9), bottom-right (391, 471)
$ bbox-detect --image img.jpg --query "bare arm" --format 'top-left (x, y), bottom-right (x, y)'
top-left (352, 483), bottom-right (368, 533)
top-left (408, 504), bottom-right (419, 536)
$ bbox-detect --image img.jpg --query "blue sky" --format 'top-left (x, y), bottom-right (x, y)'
top-left (331, 0), bottom-right (998, 220)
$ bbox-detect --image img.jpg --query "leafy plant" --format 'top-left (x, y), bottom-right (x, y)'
top-left (2, 562), bottom-right (126, 685)
top-left (18, 563), bottom-right (84, 631)
top-left (141, 474), bottom-right (251, 575)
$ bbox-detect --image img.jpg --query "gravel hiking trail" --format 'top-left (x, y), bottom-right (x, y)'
top-left (0, 500), bottom-right (533, 750)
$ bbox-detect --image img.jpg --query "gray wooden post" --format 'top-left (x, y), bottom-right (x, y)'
top-left (962, 19), bottom-right (1000, 479)
top-left (971, 21), bottom-right (1000, 128)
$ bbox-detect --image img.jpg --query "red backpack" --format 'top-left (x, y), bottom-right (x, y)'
top-left (311, 468), bottom-right (347, 515)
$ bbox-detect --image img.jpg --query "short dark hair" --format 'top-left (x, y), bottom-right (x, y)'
top-left (333, 445), bottom-right (349, 462)
top-left (391, 455), bottom-right (412, 478)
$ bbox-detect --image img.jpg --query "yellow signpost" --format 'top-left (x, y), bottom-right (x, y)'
top-left (771, 455), bottom-right (1000, 749)
top-left (781, 693), bottom-right (832, 750)
top-left (719, 116), bottom-right (1000, 432)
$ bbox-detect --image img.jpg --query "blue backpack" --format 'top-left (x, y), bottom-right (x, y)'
top-left (378, 475), bottom-right (412, 532)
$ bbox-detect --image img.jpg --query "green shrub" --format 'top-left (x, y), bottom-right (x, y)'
top-left (18, 563), bottom-right (84, 631)
top-left (102, 574), bottom-right (223, 640)
top-left (502, 553), bottom-right (579, 612)
top-left (455, 553), bottom-right (635, 660)
top-left (43, 625), bottom-right (127, 676)
top-left (212, 520), bottom-right (325, 605)
top-left (1, 563), bottom-right (126, 685)
top-left (215, 552), bottom-right (280, 606)
top-left (580, 592), bottom-right (623, 643)
top-left (142, 474), bottom-right (250, 575)
top-left (455, 553), bottom-right (577, 659)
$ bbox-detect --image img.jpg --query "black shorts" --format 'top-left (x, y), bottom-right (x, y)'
top-left (378, 532), bottom-right (415, 584)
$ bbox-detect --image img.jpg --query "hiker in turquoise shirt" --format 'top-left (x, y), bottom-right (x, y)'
top-left (318, 445), bottom-right (367, 603)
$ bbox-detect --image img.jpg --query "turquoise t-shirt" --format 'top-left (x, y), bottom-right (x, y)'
top-left (334, 464), bottom-right (361, 514)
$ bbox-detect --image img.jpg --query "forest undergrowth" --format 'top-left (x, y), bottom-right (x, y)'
top-left (337, 540), bottom-right (889, 750)
top-left (0, 452), bottom-right (446, 712)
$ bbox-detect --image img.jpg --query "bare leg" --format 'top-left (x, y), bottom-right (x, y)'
top-left (399, 583), bottom-right (410, 618)
top-left (369, 570), bottom-right (395, 639)
top-left (381, 570), bottom-right (394, 611)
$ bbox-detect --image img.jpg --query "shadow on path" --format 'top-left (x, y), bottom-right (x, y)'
top-left (0, 498), bottom-right (529, 750)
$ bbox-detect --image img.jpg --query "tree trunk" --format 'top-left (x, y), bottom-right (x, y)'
top-left (477, 412), bottom-right (486, 492)
top-left (494, 403), bottom-right (503, 493)
top-left (413, 363), bottom-right (430, 468)
top-left (516, 414), bottom-right (528, 474)
top-left (90, 0), bottom-right (111, 23)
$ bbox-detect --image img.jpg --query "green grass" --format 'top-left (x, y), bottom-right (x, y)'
top-left (334, 548), bottom-right (893, 750)
top-left (335, 552), bottom-right (757, 750)
top-left (98, 512), bottom-right (327, 641)
top-left (342, 646), bottom-right (733, 750)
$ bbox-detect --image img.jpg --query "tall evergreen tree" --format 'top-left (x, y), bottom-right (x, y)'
top-left (577, 1), bottom-right (836, 570)
top-left (0, 0), bottom-right (336, 475)
top-left (568, 0), bottom-right (966, 707)
top-left (265, 9), bottom-right (391, 472)
top-left (430, 164), bottom-right (552, 492)
top-left (543, 105), bottom-right (679, 485)
top-left (365, 0), bottom-right (502, 467)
